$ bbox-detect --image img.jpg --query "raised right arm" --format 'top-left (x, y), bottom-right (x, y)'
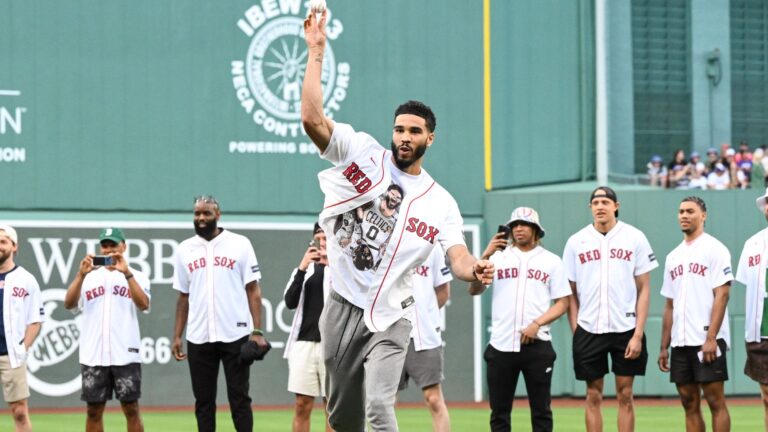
top-left (301, 11), bottom-right (334, 152)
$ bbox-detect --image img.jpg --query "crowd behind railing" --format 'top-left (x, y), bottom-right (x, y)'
top-left (647, 141), bottom-right (767, 190)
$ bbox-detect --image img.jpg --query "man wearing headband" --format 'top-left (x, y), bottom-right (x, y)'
top-left (283, 223), bottom-right (331, 432)
top-left (562, 187), bottom-right (658, 432)
top-left (0, 225), bottom-right (44, 432)
top-left (659, 196), bottom-right (731, 431)
top-left (735, 189), bottom-right (768, 429)
top-left (171, 196), bottom-right (270, 431)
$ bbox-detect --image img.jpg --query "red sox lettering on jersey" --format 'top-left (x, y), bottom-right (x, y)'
top-left (495, 267), bottom-right (551, 283)
top-left (406, 218), bottom-right (439, 244)
top-left (669, 262), bottom-right (708, 280)
top-left (11, 287), bottom-right (30, 298)
top-left (577, 248), bottom-right (634, 264)
top-left (342, 162), bottom-right (372, 193)
top-left (747, 254), bottom-right (761, 267)
top-left (186, 256), bottom-right (238, 273)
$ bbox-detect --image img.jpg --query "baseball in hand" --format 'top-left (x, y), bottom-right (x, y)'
top-left (309, 0), bottom-right (327, 20)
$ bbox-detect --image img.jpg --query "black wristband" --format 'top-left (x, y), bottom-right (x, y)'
top-left (125, 273), bottom-right (134, 280)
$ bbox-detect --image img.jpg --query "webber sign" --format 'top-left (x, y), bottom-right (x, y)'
top-left (8, 220), bottom-right (480, 407)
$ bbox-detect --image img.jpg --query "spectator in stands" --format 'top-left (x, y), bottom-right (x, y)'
top-left (688, 151), bottom-right (706, 176)
top-left (706, 148), bottom-right (719, 175)
top-left (688, 165), bottom-right (707, 190)
top-left (647, 155), bottom-right (668, 188)
top-left (707, 163), bottom-right (731, 190)
top-left (724, 148), bottom-right (738, 188)
top-left (667, 149), bottom-right (689, 189)
top-left (752, 147), bottom-right (767, 189)
top-left (734, 140), bottom-right (752, 165)
top-left (736, 160), bottom-right (753, 189)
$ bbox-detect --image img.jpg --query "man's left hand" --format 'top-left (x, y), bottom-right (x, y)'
top-left (473, 260), bottom-right (494, 285)
top-left (250, 334), bottom-right (268, 348)
top-left (624, 334), bottom-right (643, 359)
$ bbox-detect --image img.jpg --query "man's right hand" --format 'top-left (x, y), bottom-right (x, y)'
top-left (299, 246), bottom-right (322, 271)
top-left (78, 255), bottom-right (95, 277)
top-left (303, 9), bottom-right (327, 51)
top-left (481, 233), bottom-right (508, 260)
top-left (172, 337), bottom-right (187, 361)
top-left (658, 348), bottom-right (670, 372)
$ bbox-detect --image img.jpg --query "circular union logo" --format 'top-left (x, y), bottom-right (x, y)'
top-left (246, 16), bottom-right (336, 121)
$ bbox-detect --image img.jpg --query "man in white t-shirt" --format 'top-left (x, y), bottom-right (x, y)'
top-left (736, 187), bottom-right (768, 430)
top-left (471, 207), bottom-right (570, 432)
top-left (302, 13), bottom-right (494, 431)
top-left (0, 225), bottom-right (44, 432)
top-left (64, 227), bottom-right (150, 432)
top-left (397, 246), bottom-right (452, 431)
top-left (658, 196), bottom-right (732, 432)
top-left (171, 196), bottom-right (269, 432)
top-left (563, 187), bottom-right (658, 432)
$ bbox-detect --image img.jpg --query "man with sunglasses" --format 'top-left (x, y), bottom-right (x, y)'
top-left (171, 195), bottom-right (269, 432)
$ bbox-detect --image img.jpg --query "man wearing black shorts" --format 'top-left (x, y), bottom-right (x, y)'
top-left (659, 197), bottom-right (732, 432)
top-left (563, 187), bottom-right (658, 432)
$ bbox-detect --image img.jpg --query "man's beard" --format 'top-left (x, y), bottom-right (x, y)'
top-left (391, 141), bottom-right (427, 171)
top-left (0, 252), bottom-right (9, 268)
top-left (194, 220), bottom-right (218, 238)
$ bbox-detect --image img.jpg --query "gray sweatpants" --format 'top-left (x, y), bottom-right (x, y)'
top-left (321, 291), bottom-right (412, 432)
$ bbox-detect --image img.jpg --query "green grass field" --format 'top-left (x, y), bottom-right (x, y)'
top-left (8, 404), bottom-right (763, 431)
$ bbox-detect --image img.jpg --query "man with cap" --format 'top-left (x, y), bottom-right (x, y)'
top-left (0, 225), bottom-right (44, 432)
top-left (647, 155), bottom-right (668, 188)
top-left (283, 222), bottom-right (331, 432)
top-left (64, 227), bottom-right (151, 432)
top-left (562, 187), bottom-right (658, 432)
top-left (470, 207), bottom-right (571, 432)
top-left (658, 196), bottom-right (732, 432)
top-left (735, 188), bottom-right (768, 430)
top-left (171, 195), bottom-right (269, 432)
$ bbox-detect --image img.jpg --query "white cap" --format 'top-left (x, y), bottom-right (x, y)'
top-left (756, 187), bottom-right (768, 213)
top-left (0, 225), bottom-right (18, 245)
top-left (506, 207), bottom-right (545, 238)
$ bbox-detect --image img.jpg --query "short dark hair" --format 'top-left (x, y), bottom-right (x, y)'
top-left (394, 100), bottom-right (436, 132)
top-left (387, 183), bottom-right (404, 196)
top-left (681, 196), bottom-right (707, 212)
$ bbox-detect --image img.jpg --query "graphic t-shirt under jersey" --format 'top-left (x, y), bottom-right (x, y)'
top-left (317, 122), bottom-right (466, 332)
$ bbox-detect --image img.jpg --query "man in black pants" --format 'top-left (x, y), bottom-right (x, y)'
top-left (171, 195), bottom-right (269, 432)
top-left (469, 207), bottom-right (571, 431)
top-left (283, 223), bottom-right (331, 432)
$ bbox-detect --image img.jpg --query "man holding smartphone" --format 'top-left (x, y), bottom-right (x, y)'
top-left (0, 225), bottom-right (44, 432)
top-left (283, 222), bottom-right (331, 432)
top-left (64, 227), bottom-right (151, 432)
top-left (658, 197), bottom-right (732, 432)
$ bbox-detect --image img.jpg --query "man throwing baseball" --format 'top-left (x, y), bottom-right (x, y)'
top-left (658, 196), bottom-right (732, 432)
top-left (563, 187), bottom-right (658, 432)
top-left (301, 10), bottom-right (494, 431)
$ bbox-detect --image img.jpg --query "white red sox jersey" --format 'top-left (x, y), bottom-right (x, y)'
top-left (563, 221), bottom-right (658, 334)
top-left (410, 246), bottom-right (452, 351)
top-left (73, 267), bottom-right (151, 366)
top-left (1, 266), bottom-right (44, 369)
top-left (488, 246), bottom-right (571, 352)
top-left (661, 233), bottom-right (733, 348)
top-left (318, 122), bottom-right (466, 332)
top-left (172, 229), bottom-right (261, 344)
top-left (736, 227), bottom-right (768, 342)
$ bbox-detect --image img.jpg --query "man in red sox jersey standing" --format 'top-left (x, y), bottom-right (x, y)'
top-left (64, 227), bottom-right (150, 432)
top-left (563, 187), bottom-right (658, 432)
top-left (0, 225), bottom-right (43, 432)
top-left (736, 187), bottom-right (768, 431)
top-left (171, 196), bottom-right (269, 432)
top-left (659, 196), bottom-right (732, 432)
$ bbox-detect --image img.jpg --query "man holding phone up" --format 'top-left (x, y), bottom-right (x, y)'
top-left (64, 228), bottom-right (151, 432)
top-left (283, 222), bottom-right (331, 432)
top-left (658, 197), bottom-right (732, 432)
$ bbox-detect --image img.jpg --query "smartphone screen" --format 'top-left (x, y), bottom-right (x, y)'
top-left (92, 256), bottom-right (113, 266)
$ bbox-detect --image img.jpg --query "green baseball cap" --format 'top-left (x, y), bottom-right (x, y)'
top-left (99, 227), bottom-right (126, 244)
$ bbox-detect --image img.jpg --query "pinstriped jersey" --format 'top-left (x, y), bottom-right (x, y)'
top-left (562, 221), bottom-right (658, 334)
top-left (487, 246), bottom-right (571, 352)
top-left (410, 245), bottom-right (452, 351)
